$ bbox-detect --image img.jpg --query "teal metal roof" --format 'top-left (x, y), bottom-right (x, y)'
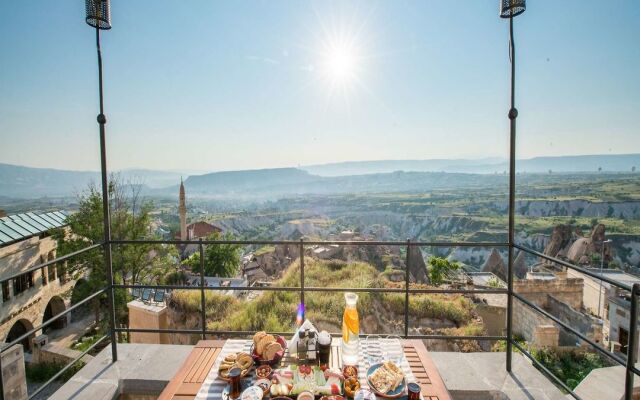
top-left (0, 211), bottom-right (68, 247)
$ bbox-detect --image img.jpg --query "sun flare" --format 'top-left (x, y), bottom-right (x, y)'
top-left (303, 8), bottom-right (379, 107)
top-left (324, 41), bottom-right (357, 84)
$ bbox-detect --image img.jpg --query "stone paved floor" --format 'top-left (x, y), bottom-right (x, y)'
top-left (573, 363), bottom-right (640, 400)
top-left (430, 352), bottom-right (567, 400)
top-left (48, 343), bottom-right (192, 400)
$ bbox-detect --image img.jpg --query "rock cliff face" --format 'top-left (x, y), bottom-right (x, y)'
top-left (431, 216), bottom-right (488, 234)
top-left (492, 199), bottom-right (640, 219)
top-left (408, 246), bottom-right (429, 283)
top-left (543, 224), bottom-right (574, 259)
top-left (480, 248), bottom-right (528, 281)
top-left (252, 244), bottom-right (299, 277)
top-left (564, 224), bottom-right (612, 265)
top-left (482, 249), bottom-right (507, 281)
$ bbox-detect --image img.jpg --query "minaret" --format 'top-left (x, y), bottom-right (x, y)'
top-left (179, 178), bottom-right (187, 241)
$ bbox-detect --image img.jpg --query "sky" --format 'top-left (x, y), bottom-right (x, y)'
top-left (0, 1), bottom-right (639, 172)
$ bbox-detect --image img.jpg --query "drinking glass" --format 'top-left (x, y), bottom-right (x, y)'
top-left (364, 334), bottom-right (383, 367)
top-left (382, 335), bottom-right (404, 365)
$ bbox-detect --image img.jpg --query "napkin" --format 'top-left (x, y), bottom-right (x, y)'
top-left (287, 319), bottom-right (318, 356)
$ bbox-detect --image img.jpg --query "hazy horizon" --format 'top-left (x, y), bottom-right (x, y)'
top-left (2, 152), bottom-right (640, 174)
top-left (1, 1), bottom-right (639, 172)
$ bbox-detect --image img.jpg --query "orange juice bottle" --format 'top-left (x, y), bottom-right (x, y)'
top-left (341, 292), bottom-right (359, 365)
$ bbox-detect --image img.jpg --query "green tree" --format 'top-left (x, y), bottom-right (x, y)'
top-left (427, 257), bottom-right (460, 286)
top-left (53, 177), bottom-right (176, 325)
top-left (184, 232), bottom-right (241, 277)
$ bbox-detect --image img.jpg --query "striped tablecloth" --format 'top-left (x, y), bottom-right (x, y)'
top-left (196, 338), bottom-right (416, 400)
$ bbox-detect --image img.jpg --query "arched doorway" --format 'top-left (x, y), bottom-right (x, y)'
top-left (6, 319), bottom-right (35, 352)
top-left (70, 278), bottom-right (91, 322)
top-left (43, 296), bottom-right (66, 332)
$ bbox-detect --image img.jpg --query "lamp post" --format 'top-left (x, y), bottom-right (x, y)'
top-left (500, 0), bottom-right (526, 373)
top-left (85, 0), bottom-right (118, 361)
top-left (597, 239), bottom-right (612, 319)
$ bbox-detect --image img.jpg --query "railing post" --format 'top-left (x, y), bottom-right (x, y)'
top-left (625, 283), bottom-right (640, 400)
top-left (0, 345), bottom-right (4, 400)
top-left (505, 14), bottom-right (517, 373)
top-left (404, 239), bottom-right (411, 338)
top-left (200, 239), bottom-right (206, 340)
top-left (299, 239), bottom-right (305, 316)
top-left (95, 25), bottom-right (118, 363)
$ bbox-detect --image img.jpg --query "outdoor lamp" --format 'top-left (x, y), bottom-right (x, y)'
top-left (499, 0), bottom-right (526, 18)
top-left (84, 0), bottom-right (118, 361)
top-left (86, 0), bottom-right (112, 30)
top-left (500, 0), bottom-right (525, 373)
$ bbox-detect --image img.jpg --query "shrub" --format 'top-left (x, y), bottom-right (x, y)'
top-left (26, 361), bottom-right (85, 383)
top-left (531, 348), bottom-right (606, 389)
top-left (382, 292), bottom-right (473, 324)
top-left (164, 270), bottom-right (188, 285)
top-left (492, 340), bottom-right (606, 390)
top-left (427, 257), bottom-right (460, 286)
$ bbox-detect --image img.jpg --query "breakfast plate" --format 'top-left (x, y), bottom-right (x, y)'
top-left (366, 362), bottom-right (406, 399)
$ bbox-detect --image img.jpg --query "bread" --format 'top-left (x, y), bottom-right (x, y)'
top-left (370, 362), bottom-right (404, 393)
top-left (236, 352), bottom-right (253, 369)
top-left (257, 334), bottom-right (276, 356)
top-left (263, 341), bottom-right (283, 361)
top-left (253, 331), bottom-right (267, 347)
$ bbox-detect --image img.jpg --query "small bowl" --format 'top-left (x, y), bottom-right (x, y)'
top-left (241, 386), bottom-right (264, 400)
top-left (321, 396), bottom-right (346, 400)
top-left (297, 390), bottom-right (315, 400)
top-left (343, 365), bottom-right (358, 379)
top-left (344, 376), bottom-right (361, 398)
top-left (353, 389), bottom-right (376, 400)
top-left (251, 335), bottom-right (287, 366)
top-left (256, 365), bottom-right (272, 379)
top-left (254, 378), bottom-right (271, 396)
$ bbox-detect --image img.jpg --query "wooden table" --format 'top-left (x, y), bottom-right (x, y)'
top-left (159, 339), bottom-right (451, 400)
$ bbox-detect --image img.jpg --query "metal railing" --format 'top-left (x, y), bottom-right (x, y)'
top-left (0, 238), bottom-right (638, 400)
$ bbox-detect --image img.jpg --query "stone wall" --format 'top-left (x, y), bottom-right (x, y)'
top-left (513, 300), bottom-right (559, 346)
top-left (514, 278), bottom-right (583, 309)
top-left (0, 234), bottom-right (88, 347)
top-left (475, 304), bottom-right (506, 337)
top-left (128, 300), bottom-right (170, 344)
top-left (37, 343), bottom-right (93, 365)
top-left (0, 279), bottom-right (75, 347)
top-left (514, 292), bottom-right (601, 347)
top-left (547, 295), bottom-right (602, 344)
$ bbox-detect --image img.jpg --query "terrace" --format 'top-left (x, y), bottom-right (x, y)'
top-left (2, 236), bottom-right (638, 400)
top-left (1, 1), bottom-right (639, 400)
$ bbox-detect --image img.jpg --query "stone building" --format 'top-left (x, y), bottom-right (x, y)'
top-left (567, 268), bottom-right (640, 318)
top-left (512, 275), bottom-right (603, 347)
top-left (567, 268), bottom-right (640, 355)
top-left (607, 293), bottom-right (637, 359)
top-left (0, 211), bottom-right (83, 352)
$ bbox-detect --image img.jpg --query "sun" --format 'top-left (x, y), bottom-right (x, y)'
top-left (315, 27), bottom-right (365, 95)
top-left (301, 7), bottom-right (379, 107)
top-left (324, 41), bottom-right (357, 84)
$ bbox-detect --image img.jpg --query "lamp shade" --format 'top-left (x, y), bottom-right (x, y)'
top-left (499, 0), bottom-right (526, 18)
top-left (85, 0), bottom-right (111, 29)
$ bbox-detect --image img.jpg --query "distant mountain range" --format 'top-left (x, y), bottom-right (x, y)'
top-left (0, 163), bottom-right (190, 198)
top-left (302, 154), bottom-right (640, 176)
top-left (1, 153), bottom-right (638, 199)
